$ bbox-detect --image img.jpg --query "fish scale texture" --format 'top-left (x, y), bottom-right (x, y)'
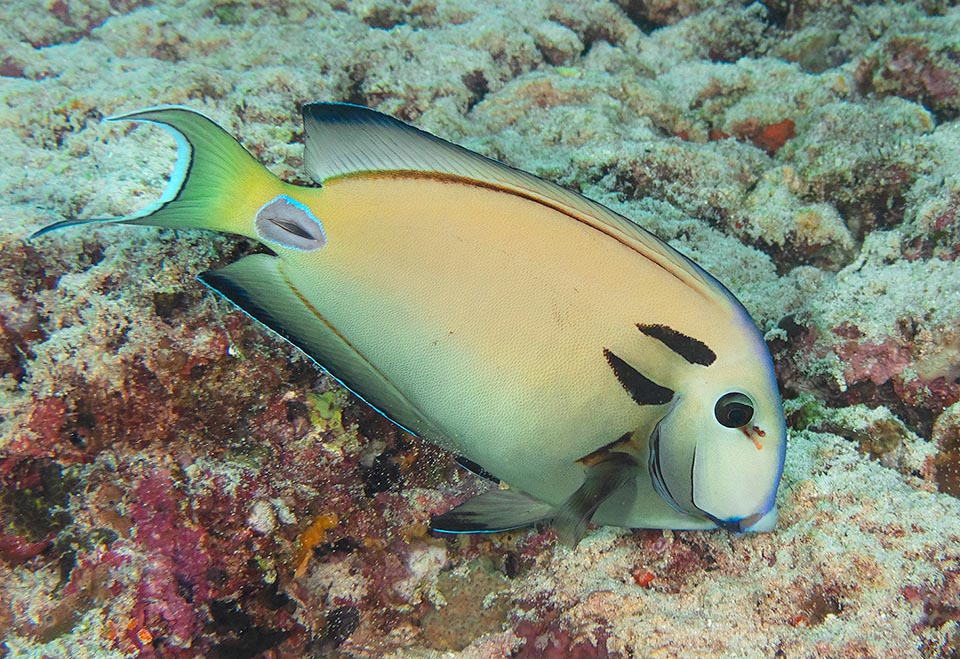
top-left (1, 0), bottom-right (960, 657)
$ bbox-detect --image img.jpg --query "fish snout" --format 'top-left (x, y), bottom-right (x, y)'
top-left (707, 506), bottom-right (778, 533)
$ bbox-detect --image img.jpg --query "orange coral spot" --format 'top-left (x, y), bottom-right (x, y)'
top-left (632, 568), bottom-right (655, 588)
top-left (294, 512), bottom-right (339, 578)
top-left (397, 450), bottom-right (418, 471)
top-left (401, 523), bottom-right (430, 542)
top-left (708, 128), bottom-right (730, 141)
top-left (753, 119), bottom-right (795, 155)
top-left (363, 536), bottom-right (387, 550)
top-left (137, 628), bottom-right (154, 645)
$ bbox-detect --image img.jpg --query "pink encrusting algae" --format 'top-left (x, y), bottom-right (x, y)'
top-left (2, 0), bottom-right (960, 657)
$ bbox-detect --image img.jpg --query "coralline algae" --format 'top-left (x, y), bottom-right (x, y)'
top-left (1, 1), bottom-right (959, 657)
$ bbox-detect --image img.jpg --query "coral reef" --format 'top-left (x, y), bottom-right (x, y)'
top-left (2, 0), bottom-right (960, 657)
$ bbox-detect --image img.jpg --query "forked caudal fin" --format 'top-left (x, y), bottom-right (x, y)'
top-left (30, 106), bottom-right (286, 240)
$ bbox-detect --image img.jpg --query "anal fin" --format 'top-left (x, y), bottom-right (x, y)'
top-left (198, 253), bottom-right (444, 443)
top-left (430, 489), bottom-right (553, 535)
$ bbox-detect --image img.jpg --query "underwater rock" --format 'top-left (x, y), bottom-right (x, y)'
top-left (3, 0), bottom-right (960, 657)
top-left (856, 32), bottom-right (960, 122)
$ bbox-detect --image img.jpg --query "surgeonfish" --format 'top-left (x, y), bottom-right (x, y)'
top-left (34, 104), bottom-right (786, 546)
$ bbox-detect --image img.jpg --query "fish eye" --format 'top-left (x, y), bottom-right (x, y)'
top-left (714, 392), bottom-right (754, 428)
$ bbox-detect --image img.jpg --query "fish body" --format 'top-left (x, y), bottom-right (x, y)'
top-left (35, 104), bottom-right (786, 544)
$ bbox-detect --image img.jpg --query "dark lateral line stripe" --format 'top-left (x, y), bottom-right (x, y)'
top-left (637, 323), bottom-right (717, 367)
top-left (603, 348), bottom-right (675, 406)
top-left (337, 170), bottom-right (702, 292)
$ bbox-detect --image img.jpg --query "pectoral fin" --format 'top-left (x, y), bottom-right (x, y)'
top-left (430, 489), bottom-right (553, 535)
top-left (552, 452), bottom-right (640, 548)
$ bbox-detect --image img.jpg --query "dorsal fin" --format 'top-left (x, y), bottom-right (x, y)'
top-left (300, 103), bottom-right (721, 298)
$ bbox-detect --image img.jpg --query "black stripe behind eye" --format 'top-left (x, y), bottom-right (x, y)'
top-left (637, 324), bottom-right (717, 366)
top-left (603, 348), bottom-right (674, 405)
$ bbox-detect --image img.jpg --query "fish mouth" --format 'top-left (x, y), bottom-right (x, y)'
top-left (688, 440), bottom-right (772, 533)
top-left (648, 422), bottom-right (687, 515)
top-left (703, 511), bottom-right (765, 533)
top-left (689, 443), bottom-right (768, 533)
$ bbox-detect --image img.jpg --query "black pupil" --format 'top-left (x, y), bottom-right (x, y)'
top-left (715, 393), bottom-right (754, 428)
